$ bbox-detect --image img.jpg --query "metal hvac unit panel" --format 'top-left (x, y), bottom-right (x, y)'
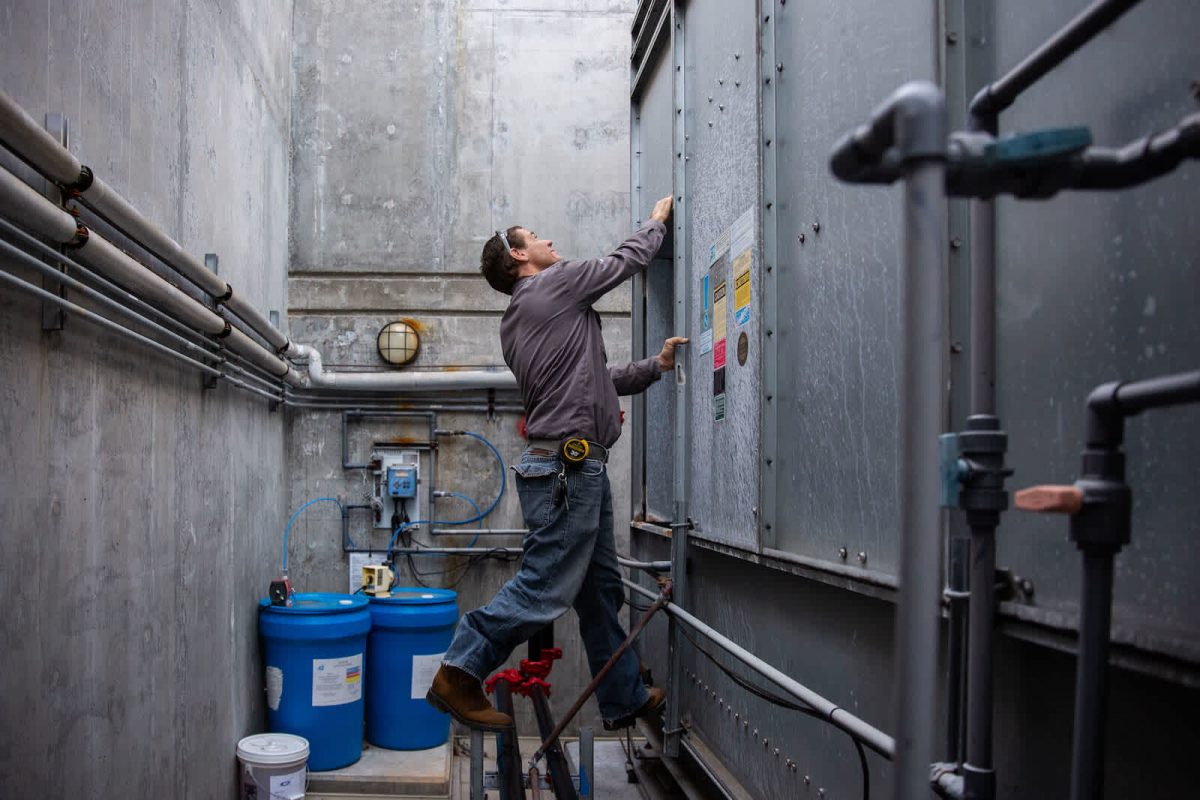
top-left (987, 0), bottom-right (1200, 658)
top-left (682, 0), bottom-right (762, 550)
top-left (769, 0), bottom-right (937, 574)
top-left (679, 547), bottom-right (896, 799)
top-left (634, 40), bottom-right (678, 524)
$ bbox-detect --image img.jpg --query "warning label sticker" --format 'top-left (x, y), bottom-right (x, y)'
top-left (411, 652), bottom-right (446, 700)
top-left (713, 281), bottom-right (727, 370)
top-left (699, 273), bottom-right (713, 355)
top-left (312, 654), bottom-right (363, 707)
top-left (731, 207), bottom-right (754, 326)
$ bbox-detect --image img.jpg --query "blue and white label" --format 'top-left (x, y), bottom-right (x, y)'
top-left (312, 654), bottom-right (363, 707)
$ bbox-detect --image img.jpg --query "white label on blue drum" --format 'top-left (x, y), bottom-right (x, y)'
top-left (411, 652), bottom-right (446, 700)
top-left (270, 768), bottom-right (306, 799)
top-left (266, 666), bottom-right (283, 711)
top-left (312, 654), bottom-right (363, 707)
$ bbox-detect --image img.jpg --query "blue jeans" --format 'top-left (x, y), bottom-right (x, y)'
top-left (443, 449), bottom-right (649, 722)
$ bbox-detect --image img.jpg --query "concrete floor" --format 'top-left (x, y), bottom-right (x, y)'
top-left (305, 735), bottom-right (648, 800)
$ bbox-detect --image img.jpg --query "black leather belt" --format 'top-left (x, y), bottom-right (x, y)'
top-left (527, 437), bottom-right (610, 464)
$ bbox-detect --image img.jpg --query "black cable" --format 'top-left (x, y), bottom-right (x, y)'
top-left (626, 594), bottom-right (871, 800)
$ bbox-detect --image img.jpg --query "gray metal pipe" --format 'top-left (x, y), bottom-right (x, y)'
top-left (964, 526), bottom-right (997, 787)
top-left (1070, 551), bottom-right (1116, 800)
top-left (0, 236), bottom-right (219, 365)
top-left (391, 547), bottom-right (522, 555)
top-left (430, 528), bottom-right (526, 536)
top-left (292, 343), bottom-right (517, 391)
top-left (894, 156), bottom-right (948, 800)
top-left (622, 578), bottom-right (896, 758)
top-left (0, 89), bottom-right (82, 184)
top-left (616, 556), bottom-right (672, 572)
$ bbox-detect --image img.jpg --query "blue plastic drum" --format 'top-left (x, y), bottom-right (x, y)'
top-left (366, 588), bottom-right (458, 750)
top-left (259, 593), bottom-right (371, 771)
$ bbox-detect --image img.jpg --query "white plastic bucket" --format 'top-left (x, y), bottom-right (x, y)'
top-left (237, 733), bottom-right (309, 800)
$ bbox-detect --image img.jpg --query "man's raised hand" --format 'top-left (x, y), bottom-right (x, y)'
top-left (656, 336), bottom-right (689, 372)
top-left (649, 195), bottom-right (673, 224)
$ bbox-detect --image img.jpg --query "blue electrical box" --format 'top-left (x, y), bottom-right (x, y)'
top-left (386, 465), bottom-right (417, 498)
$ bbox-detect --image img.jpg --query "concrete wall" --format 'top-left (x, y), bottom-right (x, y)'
top-left (286, 0), bottom-right (641, 735)
top-left (0, 1), bottom-right (293, 795)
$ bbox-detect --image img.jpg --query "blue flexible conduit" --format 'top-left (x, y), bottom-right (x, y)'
top-left (387, 430), bottom-right (506, 556)
top-left (281, 496), bottom-right (344, 574)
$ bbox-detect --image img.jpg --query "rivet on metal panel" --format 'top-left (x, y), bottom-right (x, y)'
top-left (719, 104), bottom-right (725, 111)
top-left (685, 135), bottom-right (689, 141)
top-left (765, 139), bottom-right (772, 147)
top-left (685, 156), bottom-right (689, 161)
top-left (818, 790), bottom-right (826, 798)
top-left (798, 233), bottom-right (806, 244)
top-left (774, 748), bottom-right (780, 757)
top-left (857, 551), bottom-right (867, 565)
top-left (765, 523), bottom-right (772, 530)
top-left (766, 329), bottom-right (773, 336)
top-left (766, 265), bottom-right (773, 273)
top-left (950, 237), bottom-right (962, 249)
top-left (812, 221), bottom-right (821, 233)
top-left (765, 458), bottom-right (773, 466)
top-left (763, 739), bottom-right (769, 749)
top-left (804, 775), bottom-right (811, 785)
top-left (766, 394), bottom-right (773, 401)
top-left (838, 547), bottom-right (848, 560)
top-left (718, 79), bottom-right (724, 85)
top-left (951, 341), bottom-right (964, 354)
top-left (1020, 577), bottom-right (1035, 596)
top-left (946, 31), bottom-right (959, 45)
top-left (777, 63), bottom-right (784, 73)
top-left (765, 202), bottom-right (772, 210)
top-left (708, 122), bottom-right (713, 127)
top-left (676, 108), bottom-right (681, 114)
top-left (764, 15), bottom-right (770, 24)
top-left (765, 76), bottom-right (771, 85)
top-left (735, 81), bottom-right (741, 87)
top-left (708, 96), bottom-right (713, 103)
top-left (734, 52), bottom-right (740, 60)
top-left (743, 720), bottom-right (749, 729)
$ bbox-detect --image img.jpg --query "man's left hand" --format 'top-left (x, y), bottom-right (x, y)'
top-left (656, 337), bottom-right (689, 372)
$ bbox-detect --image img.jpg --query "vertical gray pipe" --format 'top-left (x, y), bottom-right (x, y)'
top-left (968, 199), bottom-right (997, 416)
top-left (964, 526), bottom-right (996, 787)
top-left (1070, 551), bottom-right (1116, 800)
top-left (894, 158), bottom-right (948, 800)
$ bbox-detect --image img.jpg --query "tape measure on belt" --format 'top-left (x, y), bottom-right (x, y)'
top-left (560, 437), bottom-right (591, 466)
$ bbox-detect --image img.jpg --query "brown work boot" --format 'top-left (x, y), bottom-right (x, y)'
top-left (425, 664), bottom-right (514, 732)
top-left (603, 686), bottom-right (667, 731)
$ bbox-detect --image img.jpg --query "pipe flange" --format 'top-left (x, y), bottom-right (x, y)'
top-left (65, 223), bottom-right (90, 250)
top-left (216, 321), bottom-right (232, 339)
top-left (70, 165), bottom-right (95, 193)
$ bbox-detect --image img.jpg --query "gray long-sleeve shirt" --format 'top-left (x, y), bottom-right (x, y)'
top-left (500, 221), bottom-right (666, 447)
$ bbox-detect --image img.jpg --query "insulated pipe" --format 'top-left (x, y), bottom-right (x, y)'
top-left (79, 174), bottom-right (230, 299)
top-left (0, 89), bottom-right (294, 352)
top-left (0, 163), bottom-right (79, 242)
top-left (622, 578), bottom-right (896, 758)
top-left (77, 232), bottom-right (227, 335)
top-left (0, 215), bottom-right (289, 393)
top-left (294, 343), bottom-right (517, 391)
top-left (0, 163), bottom-right (299, 388)
top-left (0, 266), bottom-right (280, 404)
top-left (430, 528), bottom-right (527, 536)
top-left (0, 89), bottom-right (81, 184)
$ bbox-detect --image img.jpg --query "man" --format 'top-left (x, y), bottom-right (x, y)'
top-left (426, 196), bottom-right (685, 731)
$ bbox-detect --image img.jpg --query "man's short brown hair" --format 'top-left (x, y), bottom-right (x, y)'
top-left (480, 227), bottom-right (527, 295)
